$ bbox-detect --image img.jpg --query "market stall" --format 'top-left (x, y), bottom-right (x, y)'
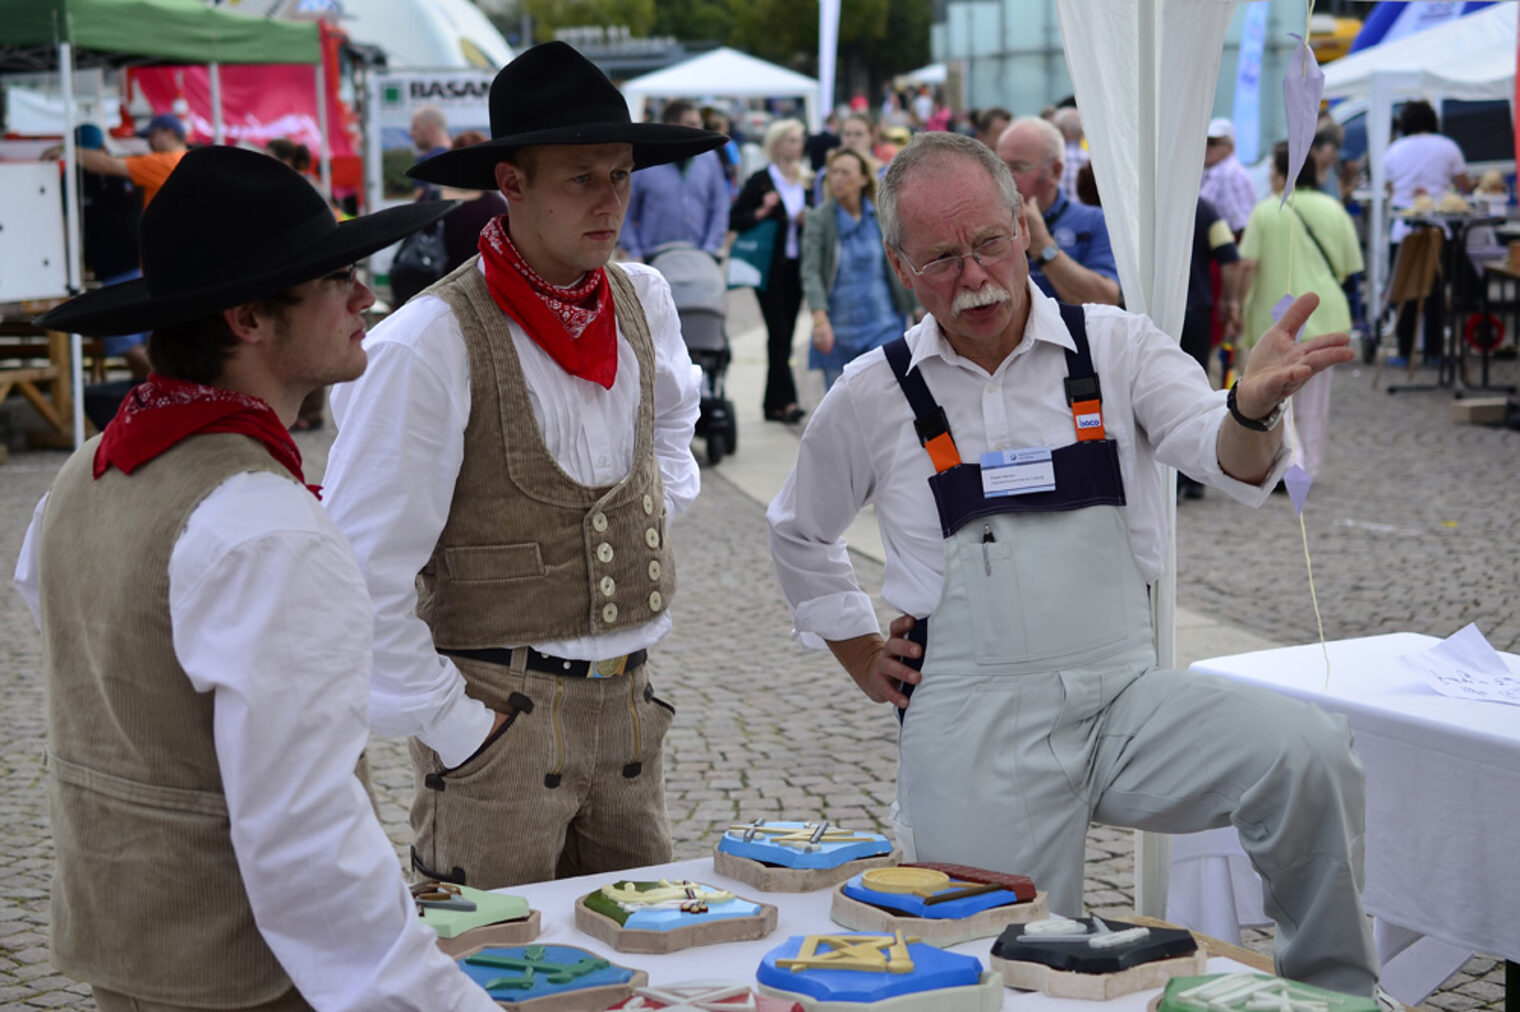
top-left (0, 0), bottom-right (321, 447)
top-left (621, 48), bottom-right (821, 133)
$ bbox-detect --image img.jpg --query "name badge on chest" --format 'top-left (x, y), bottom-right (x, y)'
top-left (979, 448), bottom-right (1056, 497)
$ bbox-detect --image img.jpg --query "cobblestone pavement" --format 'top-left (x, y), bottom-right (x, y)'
top-left (1, 318), bottom-right (1514, 1007)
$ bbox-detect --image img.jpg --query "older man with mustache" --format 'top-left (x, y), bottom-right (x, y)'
top-left (767, 132), bottom-right (1380, 998)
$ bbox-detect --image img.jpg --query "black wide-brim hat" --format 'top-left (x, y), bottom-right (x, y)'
top-left (406, 40), bottom-right (727, 191)
top-left (37, 145), bottom-right (455, 336)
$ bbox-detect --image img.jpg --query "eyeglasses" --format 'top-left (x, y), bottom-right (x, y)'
top-left (897, 233), bottom-right (1018, 282)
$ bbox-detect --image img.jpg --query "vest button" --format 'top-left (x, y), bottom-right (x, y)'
top-left (602, 602), bottom-right (619, 623)
top-left (591, 512), bottom-right (609, 533)
top-left (642, 494), bottom-right (655, 515)
top-left (647, 560), bottom-right (661, 581)
top-left (645, 527), bottom-right (660, 549)
top-left (597, 542), bottom-right (614, 564)
top-left (600, 576), bottom-right (616, 598)
top-left (648, 591), bottom-right (663, 612)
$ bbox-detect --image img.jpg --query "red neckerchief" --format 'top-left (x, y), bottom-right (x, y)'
top-left (477, 214), bottom-right (618, 390)
top-left (93, 374), bottom-right (321, 499)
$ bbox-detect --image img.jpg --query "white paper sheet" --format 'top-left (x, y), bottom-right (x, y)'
top-left (1399, 623), bottom-right (1520, 705)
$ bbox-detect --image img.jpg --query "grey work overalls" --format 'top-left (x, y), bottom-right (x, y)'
top-left (884, 304), bottom-right (1378, 996)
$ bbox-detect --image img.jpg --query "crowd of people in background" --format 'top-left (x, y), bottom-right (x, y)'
top-left (53, 76), bottom-right (1486, 477)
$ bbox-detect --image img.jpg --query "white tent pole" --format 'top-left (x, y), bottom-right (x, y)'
top-left (1368, 75), bottom-right (1392, 342)
top-left (818, 0), bottom-right (841, 132)
top-left (364, 70), bottom-right (382, 216)
top-left (1133, 0), bottom-right (1172, 920)
top-left (59, 41), bottom-right (86, 449)
top-left (315, 62), bottom-right (331, 197)
top-left (209, 62), bottom-right (225, 145)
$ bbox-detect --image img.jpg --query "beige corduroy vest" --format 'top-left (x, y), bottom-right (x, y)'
top-left (38, 434), bottom-right (293, 1005)
top-left (417, 258), bottom-right (675, 649)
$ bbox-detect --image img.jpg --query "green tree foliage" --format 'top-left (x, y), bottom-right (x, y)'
top-left (504, 0), bottom-right (928, 93)
top-left (650, 0), bottom-right (731, 42)
top-left (520, 0), bottom-right (657, 39)
top-left (721, 0), bottom-right (928, 89)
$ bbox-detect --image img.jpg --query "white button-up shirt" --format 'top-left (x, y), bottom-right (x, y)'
top-left (15, 474), bottom-right (499, 1012)
top-left (324, 261), bottom-right (702, 766)
top-left (767, 281), bottom-right (1286, 649)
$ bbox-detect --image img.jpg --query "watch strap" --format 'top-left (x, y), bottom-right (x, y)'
top-left (1226, 381), bottom-right (1284, 431)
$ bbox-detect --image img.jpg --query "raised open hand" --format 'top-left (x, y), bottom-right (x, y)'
top-left (1235, 293), bottom-right (1355, 421)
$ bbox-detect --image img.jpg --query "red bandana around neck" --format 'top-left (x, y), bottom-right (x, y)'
top-left (93, 374), bottom-right (321, 499)
top-left (477, 214), bottom-right (619, 390)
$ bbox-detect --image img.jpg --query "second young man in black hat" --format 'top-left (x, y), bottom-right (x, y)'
top-left (14, 146), bottom-right (501, 1011)
top-left (324, 41), bottom-right (725, 889)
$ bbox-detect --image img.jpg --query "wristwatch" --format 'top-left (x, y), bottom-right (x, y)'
top-left (1226, 381), bottom-right (1285, 432)
top-left (1038, 243), bottom-right (1060, 264)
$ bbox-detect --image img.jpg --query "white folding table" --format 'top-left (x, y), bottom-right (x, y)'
top-left (1165, 633), bottom-right (1520, 1008)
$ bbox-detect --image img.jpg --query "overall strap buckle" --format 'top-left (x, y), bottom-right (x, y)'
top-left (885, 337), bottom-right (963, 473)
top-left (1059, 303), bottom-right (1105, 441)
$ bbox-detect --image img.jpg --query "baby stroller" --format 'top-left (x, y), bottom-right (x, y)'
top-left (648, 242), bottom-right (738, 464)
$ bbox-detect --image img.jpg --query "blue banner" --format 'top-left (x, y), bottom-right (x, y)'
top-left (1350, 1), bottom-right (1493, 54)
top-left (1231, 2), bottom-right (1269, 166)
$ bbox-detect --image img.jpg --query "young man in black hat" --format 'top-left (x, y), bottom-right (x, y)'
top-left (323, 42), bottom-right (725, 889)
top-left (13, 147), bottom-right (500, 1012)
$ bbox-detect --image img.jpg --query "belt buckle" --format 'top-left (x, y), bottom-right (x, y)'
top-left (592, 654), bottom-right (629, 678)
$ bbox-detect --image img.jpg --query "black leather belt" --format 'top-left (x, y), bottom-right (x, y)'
top-left (441, 646), bottom-right (647, 678)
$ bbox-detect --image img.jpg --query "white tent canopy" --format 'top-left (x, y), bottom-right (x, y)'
top-left (622, 47), bottom-right (820, 131)
top-left (900, 62), bottom-right (947, 85)
top-left (1323, 2), bottom-right (1516, 100)
top-left (1323, 3), bottom-right (1517, 329)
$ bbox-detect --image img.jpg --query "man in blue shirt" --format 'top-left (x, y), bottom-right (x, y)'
top-left (619, 100), bottom-right (730, 261)
top-left (997, 117), bottom-right (1121, 305)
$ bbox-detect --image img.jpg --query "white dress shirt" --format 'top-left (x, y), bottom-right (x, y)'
top-left (324, 260), bottom-right (702, 767)
top-left (15, 474), bottom-right (497, 1012)
top-left (767, 281), bottom-right (1288, 649)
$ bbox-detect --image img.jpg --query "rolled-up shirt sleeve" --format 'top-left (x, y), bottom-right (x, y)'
top-left (767, 381), bottom-right (881, 649)
top-left (1115, 309), bottom-right (1288, 505)
top-left (325, 322), bottom-right (494, 768)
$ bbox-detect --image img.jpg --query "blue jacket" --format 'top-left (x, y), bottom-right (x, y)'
top-left (620, 151), bottom-right (730, 258)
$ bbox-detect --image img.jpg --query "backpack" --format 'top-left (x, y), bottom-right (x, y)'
top-left (389, 217), bottom-right (448, 307)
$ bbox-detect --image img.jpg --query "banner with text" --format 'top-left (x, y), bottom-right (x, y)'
top-left (373, 71), bottom-right (494, 200)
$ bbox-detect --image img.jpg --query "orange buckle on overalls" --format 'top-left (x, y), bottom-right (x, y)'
top-left (1070, 398), bottom-right (1105, 441)
top-left (916, 407), bottom-right (963, 473)
top-left (924, 432), bottom-right (962, 473)
top-left (1065, 375), bottom-right (1105, 442)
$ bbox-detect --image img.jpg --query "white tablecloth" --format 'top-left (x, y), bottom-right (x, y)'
top-left (1167, 634), bottom-right (1520, 990)
top-left (500, 856), bottom-right (1257, 1011)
